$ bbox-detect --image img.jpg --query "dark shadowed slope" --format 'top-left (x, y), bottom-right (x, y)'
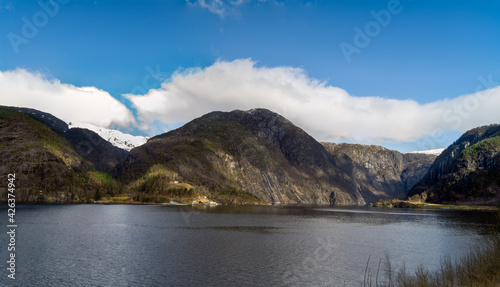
top-left (6, 106), bottom-right (128, 173)
top-left (409, 124), bottom-right (500, 204)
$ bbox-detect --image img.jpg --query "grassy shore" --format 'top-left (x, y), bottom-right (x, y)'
top-left (360, 232), bottom-right (500, 287)
top-left (360, 204), bottom-right (500, 287)
top-left (371, 199), bottom-right (498, 211)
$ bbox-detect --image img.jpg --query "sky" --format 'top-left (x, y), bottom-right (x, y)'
top-left (1, 0), bottom-right (499, 152)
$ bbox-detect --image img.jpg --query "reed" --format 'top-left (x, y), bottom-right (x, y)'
top-left (361, 234), bottom-right (500, 287)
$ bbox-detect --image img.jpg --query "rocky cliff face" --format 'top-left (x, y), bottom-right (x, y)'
top-left (114, 109), bottom-right (363, 205)
top-left (401, 152), bottom-right (437, 192)
top-left (322, 143), bottom-right (436, 201)
top-left (409, 125), bottom-right (500, 204)
top-left (115, 109), bottom-right (435, 205)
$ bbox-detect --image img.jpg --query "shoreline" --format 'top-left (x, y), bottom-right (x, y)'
top-left (371, 199), bottom-right (499, 211)
top-left (4, 199), bottom-right (499, 212)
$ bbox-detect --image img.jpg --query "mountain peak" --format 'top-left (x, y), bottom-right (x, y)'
top-left (199, 108), bottom-right (288, 123)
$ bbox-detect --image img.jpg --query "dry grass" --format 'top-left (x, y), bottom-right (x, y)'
top-left (361, 234), bottom-right (500, 287)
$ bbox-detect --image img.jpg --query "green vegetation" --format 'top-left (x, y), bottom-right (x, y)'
top-left (93, 171), bottom-right (114, 183)
top-left (410, 133), bottom-right (500, 204)
top-left (371, 199), bottom-right (498, 211)
top-left (84, 171), bottom-right (124, 198)
top-left (172, 139), bottom-right (215, 158)
top-left (98, 196), bottom-right (134, 203)
top-left (41, 138), bottom-right (82, 167)
top-left (211, 188), bottom-right (267, 205)
top-left (408, 125), bottom-right (500, 203)
top-left (0, 109), bottom-right (13, 119)
top-left (361, 233), bottom-right (500, 287)
top-left (459, 135), bottom-right (500, 164)
top-left (128, 164), bottom-right (198, 201)
top-left (134, 187), bottom-right (199, 203)
top-left (125, 164), bottom-right (266, 204)
top-left (371, 199), bottom-right (420, 208)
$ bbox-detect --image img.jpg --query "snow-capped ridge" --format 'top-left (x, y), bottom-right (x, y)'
top-left (407, 148), bottom-right (445, 156)
top-left (69, 122), bottom-right (148, 151)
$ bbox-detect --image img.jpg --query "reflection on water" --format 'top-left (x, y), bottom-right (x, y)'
top-left (0, 204), bottom-right (498, 286)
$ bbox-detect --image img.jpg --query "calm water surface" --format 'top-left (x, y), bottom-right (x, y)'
top-left (0, 204), bottom-right (498, 286)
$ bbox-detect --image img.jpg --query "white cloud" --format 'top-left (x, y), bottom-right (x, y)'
top-left (126, 58), bottom-right (500, 143)
top-left (3, 62), bottom-right (499, 146)
top-left (186, 0), bottom-right (254, 18)
top-left (0, 69), bottom-right (135, 128)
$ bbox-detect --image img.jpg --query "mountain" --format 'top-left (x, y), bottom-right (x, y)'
top-left (0, 106), bottom-right (440, 205)
top-left (13, 106), bottom-right (69, 134)
top-left (114, 109), bottom-right (358, 205)
top-left (114, 109), bottom-right (435, 205)
top-left (322, 143), bottom-right (436, 200)
top-left (408, 124), bottom-right (500, 204)
top-left (5, 106), bottom-right (129, 173)
top-left (0, 106), bottom-right (122, 202)
top-left (15, 107), bottom-right (148, 152)
top-left (69, 122), bottom-right (148, 151)
top-left (64, 128), bottom-right (129, 173)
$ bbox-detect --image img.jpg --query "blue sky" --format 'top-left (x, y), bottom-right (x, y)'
top-left (1, 0), bottom-right (500, 152)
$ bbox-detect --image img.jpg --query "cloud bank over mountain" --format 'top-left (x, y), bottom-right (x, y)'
top-left (2, 59), bottom-right (499, 145)
top-left (0, 69), bottom-right (135, 128)
top-left (126, 59), bottom-right (500, 143)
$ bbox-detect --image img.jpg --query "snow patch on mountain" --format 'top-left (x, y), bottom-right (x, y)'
top-left (69, 122), bottom-right (148, 151)
top-left (407, 148), bottom-right (445, 156)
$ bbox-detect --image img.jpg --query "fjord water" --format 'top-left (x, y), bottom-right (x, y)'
top-left (1, 205), bottom-right (498, 286)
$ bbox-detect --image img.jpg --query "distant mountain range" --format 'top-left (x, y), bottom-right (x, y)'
top-left (1, 105), bottom-right (497, 205)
